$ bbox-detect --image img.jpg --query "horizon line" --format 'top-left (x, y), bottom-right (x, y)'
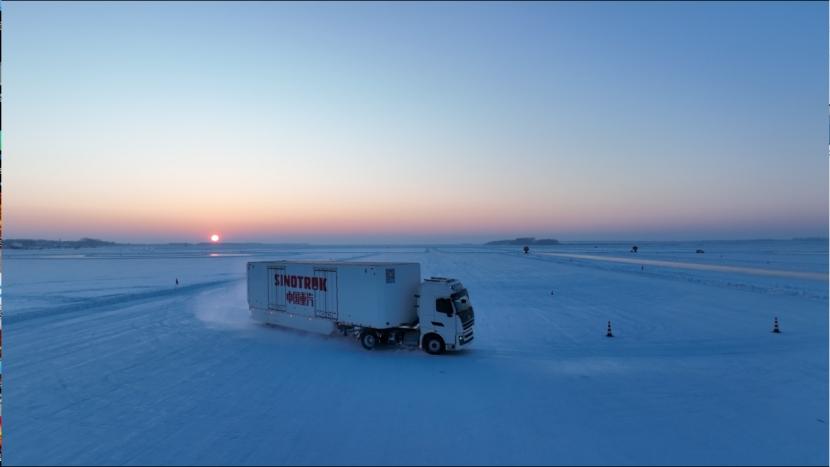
top-left (4, 236), bottom-right (828, 247)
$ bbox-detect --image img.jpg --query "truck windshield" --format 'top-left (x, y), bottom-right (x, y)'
top-left (451, 289), bottom-right (474, 326)
top-left (451, 290), bottom-right (471, 311)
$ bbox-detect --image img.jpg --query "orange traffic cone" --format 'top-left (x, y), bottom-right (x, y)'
top-left (772, 317), bottom-right (781, 334)
top-left (606, 320), bottom-right (614, 338)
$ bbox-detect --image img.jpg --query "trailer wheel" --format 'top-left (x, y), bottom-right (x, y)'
top-left (423, 334), bottom-right (445, 355)
top-left (360, 330), bottom-right (378, 350)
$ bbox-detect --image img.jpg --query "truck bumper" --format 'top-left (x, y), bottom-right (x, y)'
top-left (447, 334), bottom-right (473, 351)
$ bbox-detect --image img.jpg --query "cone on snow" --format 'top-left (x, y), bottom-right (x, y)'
top-left (606, 320), bottom-right (614, 338)
top-left (772, 317), bottom-right (781, 334)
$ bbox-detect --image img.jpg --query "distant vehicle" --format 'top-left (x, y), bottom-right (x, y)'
top-left (631, 245), bottom-right (639, 253)
top-left (247, 261), bottom-right (475, 355)
top-left (696, 249), bottom-right (705, 254)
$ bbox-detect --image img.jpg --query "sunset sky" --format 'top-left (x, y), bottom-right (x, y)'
top-left (4, 2), bottom-right (828, 243)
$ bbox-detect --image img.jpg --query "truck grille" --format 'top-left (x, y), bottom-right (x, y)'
top-left (461, 309), bottom-right (474, 345)
top-left (458, 308), bottom-right (474, 329)
top-left (460, 327), bottom-right (474, 345)
top-left (455, 307), bottom-right (474, 346)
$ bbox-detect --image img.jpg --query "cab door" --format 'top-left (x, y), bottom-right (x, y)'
top-left (433, 296), bottom-right (457, 339)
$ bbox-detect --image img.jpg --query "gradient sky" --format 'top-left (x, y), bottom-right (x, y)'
top-left (4, 1), bottom-right (828, 243)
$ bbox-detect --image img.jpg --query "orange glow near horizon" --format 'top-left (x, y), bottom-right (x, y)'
top-left (5, 195), bottom-right (827, 243)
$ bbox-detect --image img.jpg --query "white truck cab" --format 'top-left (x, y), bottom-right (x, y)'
top-left (417, 277), bottom-right (475, 353)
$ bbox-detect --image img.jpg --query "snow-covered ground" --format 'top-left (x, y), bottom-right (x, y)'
top-left (4, 240), bottom-right (828, 465)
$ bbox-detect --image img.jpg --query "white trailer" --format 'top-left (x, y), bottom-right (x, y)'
top-left (247, 261), bottom-right (475, 354)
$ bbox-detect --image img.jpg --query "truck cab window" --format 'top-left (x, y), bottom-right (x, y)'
top-left (436, 298), bottom-right (454, 316)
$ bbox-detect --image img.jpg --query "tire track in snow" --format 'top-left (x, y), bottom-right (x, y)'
top-left (428, 247), bottom-right (805, 359)
top-left (6, 278), bottom-right (238, 326)
top-left (491, 249), bottom-right (828, 301)
top-left (541, 252), bottom-right (829, 281)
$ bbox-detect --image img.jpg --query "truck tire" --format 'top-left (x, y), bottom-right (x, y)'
top-left (360, 330), bottom-right (378, 350)
top-left (423, 334), bottom-right (445, 355)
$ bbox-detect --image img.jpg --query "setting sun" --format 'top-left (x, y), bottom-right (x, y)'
top-left (210, 234), bottom-right (220, 243)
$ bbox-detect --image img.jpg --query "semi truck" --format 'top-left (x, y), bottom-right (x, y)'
top-left (246, 261), bottom-right (474, 354)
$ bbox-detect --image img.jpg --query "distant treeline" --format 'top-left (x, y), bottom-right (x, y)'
top-left (485, 237), bottom-right (560, 246)
top-left (5, 238), bottom-right (118, 249)
top-left (4, 239), bottom-right (313, 249)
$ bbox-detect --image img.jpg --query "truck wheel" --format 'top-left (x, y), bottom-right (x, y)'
top-left (360, 330), bottom-right (378, 350)
top-left (423, 334), bottom-right (445, 355)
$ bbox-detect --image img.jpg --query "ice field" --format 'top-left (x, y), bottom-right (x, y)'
top-left (4, 240), bottom-right (828, 465)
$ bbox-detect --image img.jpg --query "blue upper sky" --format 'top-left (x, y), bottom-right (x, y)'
top-left (4, 1), bottom-right (828, 243)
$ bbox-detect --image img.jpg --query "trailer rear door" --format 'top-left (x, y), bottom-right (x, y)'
top-left (268, 267), bottom-right (286, 310)
top-left (314, 269), bottom-right (338, 320)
